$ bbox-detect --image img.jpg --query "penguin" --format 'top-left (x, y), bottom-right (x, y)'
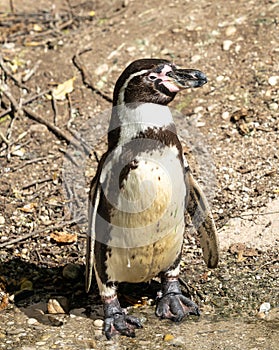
top-left (85, 58), bottom-right (219, 339)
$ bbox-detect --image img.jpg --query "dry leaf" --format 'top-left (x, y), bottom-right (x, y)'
top-left (50, 231), bottom-right (77, 244)
top-left (164, 334), bottom-right (174, 341)
top-left (20, 202), bottom-right (37, 213)
top-left (52, 77), bottom-right (75, 100)
top-left (47, 298), bottom-right (66, 314)
top-left (33, 24), bottom-right (43, 32)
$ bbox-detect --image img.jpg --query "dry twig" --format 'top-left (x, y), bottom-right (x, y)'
top-left (72, 49), bottom-right (113, 104)
top-left (0, 218), bottom-right (83, 249)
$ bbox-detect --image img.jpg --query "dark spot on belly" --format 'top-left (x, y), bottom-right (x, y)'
top-left (131, 254), bottom-right (136, 260)
top-left (158, 176), bottom-right (160, 180)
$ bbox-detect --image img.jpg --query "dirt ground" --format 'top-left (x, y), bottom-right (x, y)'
top-left (0, 0), bottom-right (278, 349)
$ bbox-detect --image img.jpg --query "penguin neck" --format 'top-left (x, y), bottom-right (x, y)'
top-left (108, 103), bottom-right (175, 148)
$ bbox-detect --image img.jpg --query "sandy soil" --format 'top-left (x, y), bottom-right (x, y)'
top-left (0, 0), bottom-right (278, 349)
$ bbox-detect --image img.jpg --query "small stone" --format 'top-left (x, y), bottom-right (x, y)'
top-left (259, 302), bottom-right (271, 313)
top-left (70, 308), bottom-right (86, 317)
top-left (228, 95), bottom-right (236, 101)
top-left (94, 64), bottom-right (109, 76)
top-left (170, 336), bottom-right (185, 347)
top-left (269, 102), bottom-right (278, 111)
top-left (194, 106), bottom-right (204, 114)
top-left (29, 124), bottom-right (48, 134)
top-left (222, 111), bottom-right (230, 120)
top-left (0, 215), bottom-right (5, 225)
top-left (35, 342), bottom-right (46, 346)
top-left (47, 298), bottom-right (66, 314)
top-left (266, 308), bottom-right (279, 322)
top-left (93, 319), bottom-right (104, 328)
top-left (191, 54), bottom-right (201, 63)
top-left (216, 75), bottom-right (225, 82)
top-left (235, 44), bottom-right (241, 53)
top-left (225, 26), bottom-right (237, 36)
top-left (268, 76), bottom-right (279, 86)
top-left (222, 40), bottom-right (233, 51)
top-left (27, 318), bottom-right (38, 325)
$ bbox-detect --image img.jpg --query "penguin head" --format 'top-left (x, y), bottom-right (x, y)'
top-left (113, 58), bottom-right (207, 106)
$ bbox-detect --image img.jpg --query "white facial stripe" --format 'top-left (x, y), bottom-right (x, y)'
top-left (117, 68), bottom-right (149, 105)
top-left (149, 64), bottom-right (173, 80)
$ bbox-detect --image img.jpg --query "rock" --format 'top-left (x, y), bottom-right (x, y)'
top-left (27, 318), bottom-right (38, 325)
top-left (269, 102), bottom-right (278, 111)
top-left (170, 336), bottom-right (185, 347)
top-left (216, 75), bottom-right (225, 82)
top-left (194, 106), bottom-right (204, 114)
top-left (0, 215), bottom-right (5, 225)
top-left (29, 124), bottom-right (48, 134)
top-left (191, 54), bottom-right (201, 63)
top-left (266, 308), bottom-right (279, 323)
top-left (47, 297), bottom-right (69, 314)
top-left (62, 263), bottom-right (82, 280)
top-left (259, 302), bottom-right (271, 314)
top-left (94, 64), bottom-right (109, 76)
top-left (225, 26), bottom-right (237, 36)
top-left (268, 76), bottom-right (279, 86)
top-left (93, 319), bottom-right (104, 328)
top-left (222, 40), bottom-right (233, 51)
top-left (222, 111), bottom-right (230, 120)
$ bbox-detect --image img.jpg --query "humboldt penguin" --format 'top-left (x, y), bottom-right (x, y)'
top-left (85, 58), bottom-right (219, 339)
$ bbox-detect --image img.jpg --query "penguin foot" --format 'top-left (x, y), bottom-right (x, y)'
top-left (155, 278), bottom-right (200, 322)
top-left (103, 296), bottom-right (142, 339)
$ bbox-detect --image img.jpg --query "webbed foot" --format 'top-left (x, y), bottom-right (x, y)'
top-left (155, 278), bottom-right (200, 322)
top-left (104, 296), bottom-right (142, 339)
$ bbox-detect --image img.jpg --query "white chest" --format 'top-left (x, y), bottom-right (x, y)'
top-left (103, 146), bottom-right (186, 283)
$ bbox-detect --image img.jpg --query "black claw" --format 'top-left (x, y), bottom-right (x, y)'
top-left (156, 278), bottom-right (200, 321)
top-left (103, 296), bottom-right (142, 339)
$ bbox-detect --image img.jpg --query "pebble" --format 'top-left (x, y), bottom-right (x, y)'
top-left (269, 102), bottom-right (278, 111)
top-left (222, 111), bottom-right (230, 120)
top-left (47, 298), bottom-right (66, 314)
top-left (35, 342), bottom-right (46, 346)
top-left (268, 75), bottom-right (279, 86)
top-left (259, 302), bottom-right (271, 313)
top-left (266, 307), bottom-right (279, 322)
top-left (225, 26), bottom-right (237, 36)
top-left (94, 64), bottom-right (109, 76)
top-left (27, 318), bottom-right (38, 325)
top-left (93, 319), bottom-right (104, 328)
top-left (194, 106), bottom-right (204, 114)
top-left (0, 215), bottom-right (5, 225)
top-left (191, 54), bottom-right (201, 63)
top-left (170, 336), bottom-right (185, 347)
top-left (29, 124), bottom-right (48, 134)
top-left (216, 75), bottom-right (225, 82)
top-left (222, 40), bottom-right (233, 51)
top-left (228, 95), bottom-right (236, 101)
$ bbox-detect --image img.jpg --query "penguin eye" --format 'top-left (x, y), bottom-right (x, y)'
top-left (148, 74), bottom-right (157, 81)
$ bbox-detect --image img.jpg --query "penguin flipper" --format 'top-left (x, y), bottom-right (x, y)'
top-left (85, 176), bottom-right (101, 293)
top-left (185, 169), bottom-right (219, 268)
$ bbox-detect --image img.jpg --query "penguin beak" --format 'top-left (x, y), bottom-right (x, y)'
top-left (167, 68), bottom-right (208, 90)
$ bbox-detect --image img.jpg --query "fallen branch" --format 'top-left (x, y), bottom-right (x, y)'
top-left (0, 55), bottom-right (29, 91)
top-left (0, 218), bottom-right (83, 249)
top-left (72, 49), bottom-right (113, 104)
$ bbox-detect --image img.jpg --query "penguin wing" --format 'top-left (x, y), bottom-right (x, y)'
top-left (185, 167), bottom-right (219, 268)
top-left (85, 153), bottom-right (107, 292)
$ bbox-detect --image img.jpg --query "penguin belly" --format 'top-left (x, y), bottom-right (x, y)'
top-left (103, 146), bottom-right (186, 283)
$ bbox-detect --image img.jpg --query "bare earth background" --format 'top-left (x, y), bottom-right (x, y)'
top-left (0, 0), bottom-right (278, 349)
